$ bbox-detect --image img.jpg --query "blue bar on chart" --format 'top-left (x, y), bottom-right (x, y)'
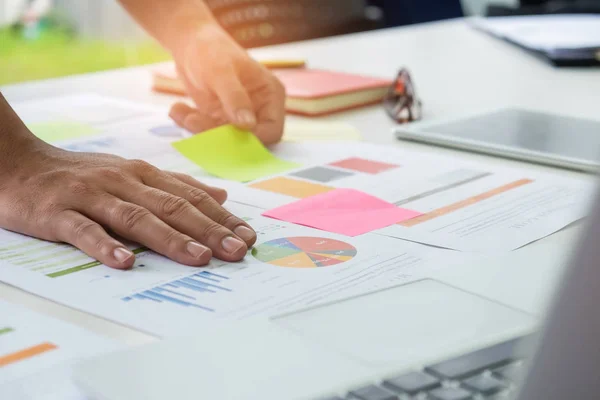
top-left (120, 270), bottom-right (231, 312)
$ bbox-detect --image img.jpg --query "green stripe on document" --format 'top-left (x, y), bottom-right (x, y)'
top-left (46, 248), bottom-right (148, 278)
top-left (0, 327), bottom-right (15, 336)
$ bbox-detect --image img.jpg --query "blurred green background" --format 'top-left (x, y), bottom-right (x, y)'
top-left (0, 28), bottom-right (169, 86)
top-left (0, 1), bottom-right (170, 86)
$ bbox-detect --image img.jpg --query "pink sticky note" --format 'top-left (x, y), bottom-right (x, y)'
top-left (262, 188), bottom-right (423, 237)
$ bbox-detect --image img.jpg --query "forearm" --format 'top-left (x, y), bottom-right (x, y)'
top-left (116, 0), bottom-right (218, 52)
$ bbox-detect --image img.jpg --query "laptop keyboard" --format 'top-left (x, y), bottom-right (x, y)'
top-left (318, 335), bottom-right (531, 400)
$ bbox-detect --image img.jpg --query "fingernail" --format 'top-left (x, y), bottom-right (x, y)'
top-left (221, 236), bottom-right (246, 254)
top-left (234, 225), bottom-right (256, 242)
top-left (113, 247), bottom-right (134, 263)
top-left (236, 109), bottom-right (256, 127)
top-left (187, 241), bottom-right (210, 259)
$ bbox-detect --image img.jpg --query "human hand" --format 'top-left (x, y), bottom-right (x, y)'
top-left (168, 24), bottom-right (286, 145)
top-left (0, 143), bottom-right (257, 270)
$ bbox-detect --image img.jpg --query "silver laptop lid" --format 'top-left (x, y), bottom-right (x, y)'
top-left (516, 194), bottom-right (600, 399)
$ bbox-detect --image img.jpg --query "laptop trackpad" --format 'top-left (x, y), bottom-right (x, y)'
top-left (274, 279), bottom-right (536, 368)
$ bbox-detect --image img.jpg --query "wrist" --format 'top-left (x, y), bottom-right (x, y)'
top-left (0, 128), bottom-right (48, 179)
top-left (161, 3), bottom-right (220, 56)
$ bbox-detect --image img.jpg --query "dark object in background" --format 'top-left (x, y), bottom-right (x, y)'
top-left (205, 0), bottom-right (465, 48)
top-left (369, 0), bottom-right (464, 28)
top-left (205, 0), bottom-right (381, 48)
top-left (487, 0), bottom-right (600, 16)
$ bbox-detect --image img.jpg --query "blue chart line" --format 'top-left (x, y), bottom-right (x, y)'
top-left (121, 271), bottom-right (230, 312)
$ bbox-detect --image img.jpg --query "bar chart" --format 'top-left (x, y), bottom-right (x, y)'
top-left (121, 270), bottom-right (232, 312)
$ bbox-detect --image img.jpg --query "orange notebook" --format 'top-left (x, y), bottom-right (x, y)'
top-left (152, 65), bottom-right (392, 116)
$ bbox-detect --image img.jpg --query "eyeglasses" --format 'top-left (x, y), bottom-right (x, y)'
top-left (383, 68), bottom-right (422, 124)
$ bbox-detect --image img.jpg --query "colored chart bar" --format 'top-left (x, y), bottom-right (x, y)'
top-left (47, 247), bottom-right (147, 278)
top-left (46, 260), bottom-right (101, 278)
top-left (200, 271), bottom-right (230, 280)
top-left (400, 179), bottom-right (534, 227)
top-left (0, 327), bottom-right (14, 336)
top-left (156, 287), bottom-right (195, 300)
top-left (329, 157), bottom-right (399, 174)
top-left (173, 280), bottom-right (216, 293)
top-left (249, 177), bottom-right (334, 198)
top-left (0, 342), bottom-right (58, 367)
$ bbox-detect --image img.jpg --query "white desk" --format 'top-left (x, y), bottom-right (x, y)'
top-left (1, 19), bottom-right (598, 345)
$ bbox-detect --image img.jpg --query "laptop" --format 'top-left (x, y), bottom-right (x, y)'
top-left (73, 194), bottom-right (599, 399)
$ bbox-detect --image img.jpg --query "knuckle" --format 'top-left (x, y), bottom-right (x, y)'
top-left (129, 159), bottom-right (157, 175)
top-left (66, 180), bottom-right (92, 196)
top-left (119, 205), bottom-right (151, 231)
top-left (42, 202), bottom-right (63, 221)
top-left (93, 235), bottom-right (115, 253)
top-left (158, 195), bottom-right (190, 219)
top-left (98, 167), bottom-right (128, 183)
top-left (219, 213), bottom-right (242, 228)
top-left (198, 221), bottom-right (226, 241)
top-left (72, 220), bottom-right (98, 239)
top-left (163, 229), bottom-right (184, 253)
top-left (186, 188), bottom-right (213, 208)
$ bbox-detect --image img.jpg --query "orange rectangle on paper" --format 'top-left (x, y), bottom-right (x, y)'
top-left (400, 179), bottom-right (534, 227)
top-left (0, 342), bottom-right (58, 367)
top-left (249, 177), bottom-right (334, 198)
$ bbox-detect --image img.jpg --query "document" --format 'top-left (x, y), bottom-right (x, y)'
top-left (0, 202), bottom-right (449, 337)
top-left (11, 94), bottom-right (594, 253)
top-left (172, 124), bottom-right (301, 182)
top-left (0, 300), bottom-right (120, 399)
top-left (222, 142), bottom-right (594, 252)
top-left (2, 93), bottom-right (591, 342)
top-left (471, 15), bottom-right (600, 51)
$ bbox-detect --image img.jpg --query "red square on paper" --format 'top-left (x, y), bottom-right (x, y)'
top-left (329, 157), bottom-right (399, 174)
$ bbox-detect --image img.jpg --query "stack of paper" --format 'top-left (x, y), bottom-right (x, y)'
top-left (471, 14), bottom-right (600, 66)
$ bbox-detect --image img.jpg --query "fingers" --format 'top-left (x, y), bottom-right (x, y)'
top-left (106, 177), bottom-right (250, 262)
top-left (53, 210), bottom-right (135, 270)
top-left (168, 172), bottom-right (228, 205)
top-left (174, 51), bottom-right (284, 144)
top-left (144, 171), bottom-right (255, 246)
top-left (85, 195), bottom-right (214, 267)
top-left (181, 43), bottom-right (256, 131)
top-left (169, 102), bottom-right (224, 134)
top-left (254, 74), bottom-right (287, 146)
top-left (209, 63), bottom-right (256, 130)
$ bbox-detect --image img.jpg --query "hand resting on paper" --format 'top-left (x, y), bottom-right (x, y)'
top-left (0, 94), bottom-right (256, 270)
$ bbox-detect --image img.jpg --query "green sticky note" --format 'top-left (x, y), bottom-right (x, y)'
top-left (172, 125), bottom-right (300, 182)
top-left (27, 120), bottom-right (98, 143)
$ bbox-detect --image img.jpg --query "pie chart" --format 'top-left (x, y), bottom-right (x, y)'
top-left (252, 237), bottom-right (357, 268)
